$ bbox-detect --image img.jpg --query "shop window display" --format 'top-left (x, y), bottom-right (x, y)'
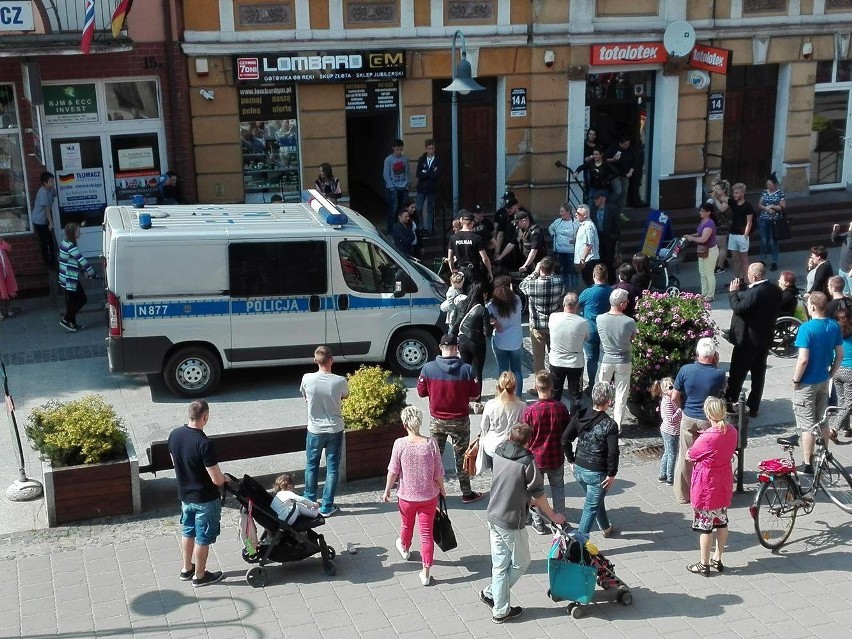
top-left (0, 85), bottom-right (28, 233)
top-left (240, 119), bottom-right (301, 203)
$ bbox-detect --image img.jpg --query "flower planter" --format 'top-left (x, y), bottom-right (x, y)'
top-left (343, 422), bottom-right (402, 482)
top-left (42, 437), bottom-right (141, 527)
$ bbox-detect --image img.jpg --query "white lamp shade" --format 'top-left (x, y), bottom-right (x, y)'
top-left (443, 77), bottom-right (485, 94)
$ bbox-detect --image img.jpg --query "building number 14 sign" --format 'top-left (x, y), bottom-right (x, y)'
top-left (510, 88), bottom-right (527, 118)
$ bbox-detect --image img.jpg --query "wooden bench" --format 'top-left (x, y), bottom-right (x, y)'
top-left (139, 425), bottom-right (308, 474)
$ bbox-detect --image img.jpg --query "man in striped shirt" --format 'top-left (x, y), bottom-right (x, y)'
top-left (519, 257), bottom-right (564, 392)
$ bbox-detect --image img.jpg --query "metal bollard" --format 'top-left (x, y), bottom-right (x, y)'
top-left (735, 390), bottom-right (749, 493)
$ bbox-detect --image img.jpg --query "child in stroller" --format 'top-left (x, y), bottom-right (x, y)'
top-left (271, 473), bottom-right (320, 525)
top-left (226, 473), bottom-right (336, 588)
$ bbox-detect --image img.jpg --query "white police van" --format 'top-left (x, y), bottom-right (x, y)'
top-left (103, 190), bottom-right (447, 397)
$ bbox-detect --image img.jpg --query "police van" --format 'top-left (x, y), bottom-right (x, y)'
top-left (103, 190), bottom-right (447, 397)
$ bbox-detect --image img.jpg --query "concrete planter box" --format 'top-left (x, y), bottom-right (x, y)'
top-left (42, 437), bottom-right (141, 527)
top-left (343, 423), bottom-right (402, 481)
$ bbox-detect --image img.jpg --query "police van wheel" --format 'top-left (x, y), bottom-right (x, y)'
top-left (387, 329), bottom-right (437, 377)
top-left (164, 347), bottom-right (222, 397)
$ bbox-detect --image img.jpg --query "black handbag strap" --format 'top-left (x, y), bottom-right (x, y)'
top-left (438, 494), bottom-right (448, 515)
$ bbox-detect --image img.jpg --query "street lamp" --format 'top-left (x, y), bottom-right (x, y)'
top-left (443, 30), bottom-right (485, 220)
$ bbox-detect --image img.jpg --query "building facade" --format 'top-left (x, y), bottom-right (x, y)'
top-left (0, 0), bottom-right (193, 287)
top-left (181, 0), bottom-right (852, 224)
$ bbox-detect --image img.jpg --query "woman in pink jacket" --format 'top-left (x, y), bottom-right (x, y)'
top-left (686, 396), bottom-right (738, 576)
top-left (0, 238), bottom-right (18, 319)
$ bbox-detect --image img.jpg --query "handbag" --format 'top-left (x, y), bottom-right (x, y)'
top-left (433, 495), bottom-right (458, 552)
top-left (463, 435), bottom-right (480, 477)
top-left (774, 214), bottom-right (792, 241)
top-left (696, 244), bottom-right (709, 259)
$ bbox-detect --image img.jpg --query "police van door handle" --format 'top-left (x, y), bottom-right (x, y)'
top-left (309, 295), bottom-right (320, 312)
top-left (337, 294), bottom-right (349, 311)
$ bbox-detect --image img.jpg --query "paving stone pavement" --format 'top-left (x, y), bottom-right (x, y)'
top-left (2, 247), bottom-right (852, 637)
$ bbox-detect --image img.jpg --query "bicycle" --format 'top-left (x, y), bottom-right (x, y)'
top-left (750, 407), bottom-right (852, 549)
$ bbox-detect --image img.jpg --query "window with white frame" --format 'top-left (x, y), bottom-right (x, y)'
top-left (0, 84), bottom-right (29, 233)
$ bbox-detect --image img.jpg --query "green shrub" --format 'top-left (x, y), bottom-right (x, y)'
top-left (26, 395), bottom-right (127, 467)
top-left (341, 366), bottom-right (407, 431)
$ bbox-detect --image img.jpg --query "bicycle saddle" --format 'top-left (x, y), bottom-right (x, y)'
top-left (776, 434), bottom-right (799, 447)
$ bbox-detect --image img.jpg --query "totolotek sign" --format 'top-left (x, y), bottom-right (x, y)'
top-left (235, 51), bottom-right (406, 84)
top-left (689, 44), bottom-right (732, 75)
top-left (591, 43), bottom-right (667, 66)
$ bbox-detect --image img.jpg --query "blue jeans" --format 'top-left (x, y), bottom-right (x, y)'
top-left (304, 430), bottom-right (344, 511)
top-left (415, 191), bottom-right (436, 233)
top-left (659, 432), bottom-right (679, 483)
top-left (531, 465), bottom-right (565, 528)
top-left (180, 499), bottom-right (222, 545)
top-left (758, 216), bottom-right (779, 264)
top-left (556, 251), bottom-right (579, 290)
top-left (492, 343), bottom-right (523, 389)
top-left (484, 522), bottom-right (531, 619)
top-left (574, 465), bottom-right (610, 534)
top-left (583, 338), bottom-right (600, 390)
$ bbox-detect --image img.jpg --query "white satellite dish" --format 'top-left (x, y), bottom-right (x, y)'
top-left (664, 21), bottom-right (696, 58)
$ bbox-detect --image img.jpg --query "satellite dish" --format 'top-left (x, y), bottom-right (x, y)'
top-left (664, 21), bottom-right (696, 58)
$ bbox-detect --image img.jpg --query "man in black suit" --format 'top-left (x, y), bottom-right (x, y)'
top-left (590, 192), bottom-right (620, 284)
top-left (725, 262), bottom-right (783, 417)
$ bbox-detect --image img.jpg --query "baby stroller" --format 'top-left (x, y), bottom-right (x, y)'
top-left (649, 236), bottom-right (688, 294)
top-left (224, 473), bottom-right (336, 588)
top-left (541, 514), bottom-right (632, 619)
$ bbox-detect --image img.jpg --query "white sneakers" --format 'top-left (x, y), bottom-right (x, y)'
top-left (395, 538), bottom-right (410, 561)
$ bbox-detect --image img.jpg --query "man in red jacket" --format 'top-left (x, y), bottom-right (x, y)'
top-left (417, 334), bottom-right (483, 503)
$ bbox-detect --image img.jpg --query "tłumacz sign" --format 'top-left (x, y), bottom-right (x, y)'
top-left (235, 51), bottom-right (406, 84)
top-left (689, 45), bottom-right (732, 75)
top-left (591, 43), bottom-right (667, 66)
top-left (0, 1), bottom-right (34, 31)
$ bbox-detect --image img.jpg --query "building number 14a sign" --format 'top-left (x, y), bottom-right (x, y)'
top-left (709, 92), bottom-right (724, 121)
top-left (510, 88), bottom-right (527, 118)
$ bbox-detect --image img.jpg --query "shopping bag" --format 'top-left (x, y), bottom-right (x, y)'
top-left (774, 215), bottom-right (792, 241)
top-left (433, 495), bottom-right (458, 552)
top-left (463, 436), bottom-right (479, 477)
top-left (547, 541), bottom-right (597, 603)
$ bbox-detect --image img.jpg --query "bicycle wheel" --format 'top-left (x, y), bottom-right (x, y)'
top-left (819, 454), bottom-right (852, 514)
top-left (753, 476), bottom-right (798, 550)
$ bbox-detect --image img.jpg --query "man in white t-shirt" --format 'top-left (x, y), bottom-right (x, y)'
top-left (300, 345), bottom-right (349, 517)
top-left (548, 292), bottom-right (588, 413)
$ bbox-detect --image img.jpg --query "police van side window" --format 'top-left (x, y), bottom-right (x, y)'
top-left (338, 241), bottom-right (399, 294)
top-left (230, 241), bottom-right (327, 297)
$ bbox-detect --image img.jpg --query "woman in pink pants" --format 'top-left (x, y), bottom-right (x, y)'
top-left (382, 406), bottom-right (446, 585)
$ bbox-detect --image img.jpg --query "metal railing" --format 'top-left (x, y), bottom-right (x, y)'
top-left (41, 0), bottom-right (120, 34)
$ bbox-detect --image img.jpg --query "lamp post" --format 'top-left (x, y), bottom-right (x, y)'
top-left (442, 30), bottom-right (485, 220)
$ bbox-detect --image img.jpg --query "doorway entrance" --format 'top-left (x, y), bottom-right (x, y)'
top-left (432, 77), bottom-right (497, 227)
top-left (345, 81), bottom-right (401, 219)
top-left (586, 70), bottom-right (655, 207)
top-left (722, 65), bottom-right (778, 190)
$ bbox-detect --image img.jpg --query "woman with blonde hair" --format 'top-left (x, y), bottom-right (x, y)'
top-left (685, 396), bottom-right (738, 576)
top-left (382, 406), bottom-right (445, 586)
top-left (479, 372), bottom-right (527, 463)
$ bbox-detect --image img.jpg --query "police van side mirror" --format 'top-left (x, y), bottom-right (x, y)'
top-left (394, 274), bottom-right (416, 297)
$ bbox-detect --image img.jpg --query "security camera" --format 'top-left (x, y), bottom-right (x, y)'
top-left (802, 41), bottom-right (813, 59)
top-left (543, 50), bottom-right (555, 68)
top-left (199, 89), bottom-right (215, 102)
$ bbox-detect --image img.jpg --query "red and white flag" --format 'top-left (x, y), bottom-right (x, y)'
top-left (81, 0), bottom-right (96, 54)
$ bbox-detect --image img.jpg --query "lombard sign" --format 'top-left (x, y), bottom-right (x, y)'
top-left (235, 51), bottom-right (406, 84)
top-left (591, 43), bottom-right (667, 66)
top-left (0, 1), bottom-right (34, 31)
top-left (689, 44), bottom-right (732, 75)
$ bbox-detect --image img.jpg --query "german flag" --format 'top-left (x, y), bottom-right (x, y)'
top-left (58, 173), bottom-right (75, 184)
top-left (111, 0), bottom-right (133, 39)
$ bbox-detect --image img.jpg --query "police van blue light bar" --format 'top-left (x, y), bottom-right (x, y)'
top-left (303, 189), bottom-right (349, 226)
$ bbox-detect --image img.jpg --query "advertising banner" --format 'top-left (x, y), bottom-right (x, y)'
top-left (689, 45), bottom-right (732, 75)
top-left (57, 169), bottom-right (107, 214)
top-left (43, 84), bottom-right (98, 124)
top-left (591, 43), bottom-right (667, 66)
top-left (235, 51), bottom-right (406, 84)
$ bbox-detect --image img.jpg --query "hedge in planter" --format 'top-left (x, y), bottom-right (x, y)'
top-left (341, 366), bottom-right (408, 480)
top-left (630, 292), bottom-right (718, 424)
top-left (26, 395), bottom-right (141, 525)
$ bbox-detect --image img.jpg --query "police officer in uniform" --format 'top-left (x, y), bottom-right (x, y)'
top-left (471, 205), bottom-right (495, 254)
top-left (497, 210), bottom-right (546, 274)
top-left (448, 210), bottom-right (493, 287)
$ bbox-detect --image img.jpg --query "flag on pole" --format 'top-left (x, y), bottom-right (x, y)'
top-left (81, 0), bottom-right (96, 54)
top-left (111, 0), bottom-right (132, 38)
